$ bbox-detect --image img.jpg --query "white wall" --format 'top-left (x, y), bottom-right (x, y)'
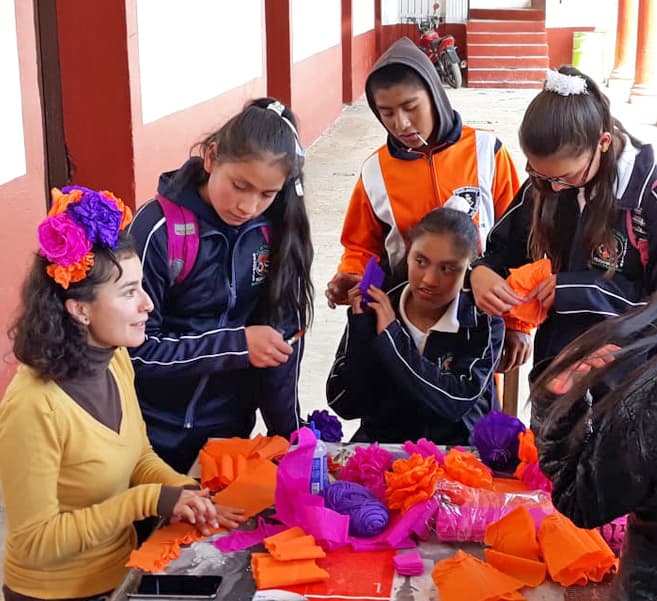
top-left (353, 0), bottom-right (375, 36)
top-left (545, 0), bottom-right (617, 30)
top-left (0, 0), bottom-right (26, 185)
top-left (381, 0), bottom-right (400, 25)
top-left (470, 0), bottom-right (530, 7)
top-left (136, 0), bottom-right (264, 124)
top-left (292, 0), bottom-right (341, 62)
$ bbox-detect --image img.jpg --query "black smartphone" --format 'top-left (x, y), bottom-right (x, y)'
top-left (128, 575), bottom-right (222, 599)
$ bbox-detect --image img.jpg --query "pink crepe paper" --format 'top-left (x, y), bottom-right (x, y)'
top-left (213, 516), bottom-right (286, 553)
top-left (275, 427), bottom-right (437, 551)
top-left (338, 444), bottom-right (394, 500)
top-left (393, 550), bottom-right (425, 576)
top-left (402, 438), bottom-right (445, 465)
top-left (518, 461), bottom-right (553, 493)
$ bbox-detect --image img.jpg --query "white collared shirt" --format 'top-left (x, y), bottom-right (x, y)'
top-left (398, 284), bottom-right (460, 353)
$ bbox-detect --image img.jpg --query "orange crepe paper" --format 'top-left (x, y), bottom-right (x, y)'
top-left (432, 550), bottom-right (526, 601)
top-left (264, 527), bottom-right (326, 561)
top-left (484, 506), bottom-right (541, 561)
top-left (538, 512), bottom-right (618, 587)
top-left (484, 549), bottom-right (547, 588)
top-left (251, 552), bottom-right (330, 589)
top-left (443, 448), bottom-right (494, 489)
top-left (286, 548), bottom-right (396, 600)
top-left (517, 430), bottom-right (538, 465)
top-left (200, 434), bottom-right (288, 489)
top-left (213, 458), bottom-right (277, 517)
top-left (384, 454), bottom-right (443, 513)
top-left (506, 258), bottom-right (552, 328)
top-left (126, 521), bottom-right (222, 572)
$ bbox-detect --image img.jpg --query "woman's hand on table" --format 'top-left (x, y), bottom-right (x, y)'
top-left (172, 489), bottom-right (246, 535)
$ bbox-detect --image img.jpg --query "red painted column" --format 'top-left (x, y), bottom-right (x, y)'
top-left (265, 0), bottom-right (292, 107)
top-left (375, 0), bottom-right (382, 56)
top-left (342, 0), bottom-right (354, 103)
top-left (609, 0), bottom-right (639, 86)
top-left (630, 0), bottom-right (657, 101)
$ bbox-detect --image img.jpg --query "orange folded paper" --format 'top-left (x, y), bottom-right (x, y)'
top-left (251, 552), bottom-right (330, 589)
top-left (506, 258), bottom-right (552, 328)
top-left (200, 434), bottom-right (288, 489)
top-left (484, 506), bottom-right (541, 561)
top-left (432, 550), bottom-right (526, 601)
top-left (264, 527), bottom-right (326, 561)
top-left (213, 458), bottom-right (277, 517)
top-left (484, 549), bottom-right (546, 588)
top-left (538, 512), bottom-right (618, 586)
top-left (126, 521), bottom-right (219, 572)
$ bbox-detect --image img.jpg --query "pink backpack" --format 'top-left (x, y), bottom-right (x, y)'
top-left (155, 194), bottom-right (271, 285)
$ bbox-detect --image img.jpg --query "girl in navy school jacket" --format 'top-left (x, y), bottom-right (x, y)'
top-left (327, 207), bottom-right (504, 445)
top-left (128, 99), bottom-right (314, 472)
top-left (470, 66), bottom-right (657, 386)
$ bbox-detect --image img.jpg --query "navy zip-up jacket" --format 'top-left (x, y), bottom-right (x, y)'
top-left (128, 164), bottom-right (303, 453)
top-left (326, 284), bottom-right (504, 444)
top-left (474, 140), bottom-right (657, 370)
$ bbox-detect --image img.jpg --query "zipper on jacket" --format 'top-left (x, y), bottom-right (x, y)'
top-left (183, 219), bottom-right (269, 429)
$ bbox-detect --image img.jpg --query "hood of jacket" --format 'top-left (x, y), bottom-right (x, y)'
top-left (365, 36), bottom-right (457, 150)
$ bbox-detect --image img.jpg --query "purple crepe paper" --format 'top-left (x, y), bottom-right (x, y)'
top-left (358, 256), bottom-right (385, 306)
top-left (470, 411), bottom-right (526, 473)
top-left (323, 481), bottom-right (390, 537)
top-left (213, 517), bottom-right (286, 553)
top-left (393, 550), bottom-right (425, 576)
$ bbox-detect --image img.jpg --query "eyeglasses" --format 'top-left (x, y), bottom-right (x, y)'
top-left (525, 148), bottom-right (598, 189)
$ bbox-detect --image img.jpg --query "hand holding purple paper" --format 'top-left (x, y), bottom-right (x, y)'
top-left (358, 256), bottom-right (385, 308)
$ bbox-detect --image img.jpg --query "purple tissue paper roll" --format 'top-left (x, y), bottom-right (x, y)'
top-left (348, 499), bottom-right (390, 538)
top-left (323, 481), bottom-right (373, 512)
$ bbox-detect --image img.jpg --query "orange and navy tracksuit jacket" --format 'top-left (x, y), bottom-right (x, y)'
top-left (338, 112), bottom-right (520, 278)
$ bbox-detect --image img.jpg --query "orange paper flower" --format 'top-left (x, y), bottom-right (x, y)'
top-left (506, 258), bottom-right (552, 328)
top-left (48, 187), bottom-right (82, 216)
top-left (45, 252), bottom-right (94, 289)
top-left (443, 448), bottom-right (494, 489)
top-left (384, 453), bottom-right (443, 513)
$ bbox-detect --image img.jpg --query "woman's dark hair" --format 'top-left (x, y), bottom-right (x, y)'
top-left (171, 97), bottom-right (313, 327)
top-left (367, 63), bottom-right (427, 94)
top-left (521, 65), bottom-right (643, 272)
top-left (10, 232), bottom-right (137, 381)
top-left (408, 207), bottom-right (478, 259)
top-left (530, 294), bottom-right (657, 442)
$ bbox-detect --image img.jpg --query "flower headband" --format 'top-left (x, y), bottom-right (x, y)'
top-left (38, 186), bottom-right (133, 289)
top-left (544, 69), bottom-right (588, 96)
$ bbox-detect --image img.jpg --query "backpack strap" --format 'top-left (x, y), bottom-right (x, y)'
top-left (156, 194), bottom-right (200, 285)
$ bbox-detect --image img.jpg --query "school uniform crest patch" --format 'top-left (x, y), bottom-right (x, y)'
top-left (451, 186), bottom-right (481, 217)
top-left (251, 245), bottom-right (270, 286)
top-left (591, 230), bottom-right (628, 271)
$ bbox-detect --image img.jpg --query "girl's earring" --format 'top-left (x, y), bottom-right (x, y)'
top-left (601, 145), bottom-right (609, 153)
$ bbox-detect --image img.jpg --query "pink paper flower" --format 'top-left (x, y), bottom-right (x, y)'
top-left (339, 444), bottom-right (394, 500)
top-left (38, 214), bottom-right (92, 266)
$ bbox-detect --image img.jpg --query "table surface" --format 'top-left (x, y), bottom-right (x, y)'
top-left (110, 444), bottom-right (614, 601)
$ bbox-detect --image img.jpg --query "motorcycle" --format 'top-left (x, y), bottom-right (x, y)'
top-left (417, 17), bottom-right (466, 89)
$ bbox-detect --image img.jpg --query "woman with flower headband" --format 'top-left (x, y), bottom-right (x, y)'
top-left (0, 186), bottom-right (245, 601)
top-left (470, 66), bottom-right (657, 393)
top-left (128, 97), bottom-right (313, 472)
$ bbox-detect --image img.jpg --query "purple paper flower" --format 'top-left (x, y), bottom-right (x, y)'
top-left (65, 186), bottom-right (122, 247)
top-left (470, 411), bottom-right (526, 473)
top-left (38, 213), bottom-right (92, 266)
top-left (307, 409), bottom-right (343, 442)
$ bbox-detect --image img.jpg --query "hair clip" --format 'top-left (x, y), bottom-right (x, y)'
top-left (544, 69), bottom-right (588, 96)
top-left (266, 100), bottom-right (306, 195)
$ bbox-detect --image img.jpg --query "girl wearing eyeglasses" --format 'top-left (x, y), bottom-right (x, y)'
top-left (470, 66), bottom-right (657, 387)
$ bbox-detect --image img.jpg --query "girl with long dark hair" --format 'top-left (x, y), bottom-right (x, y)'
top-left (471, 66), bottom-right (657, 383)
top-left (128, 98), bottom-right (314, 472)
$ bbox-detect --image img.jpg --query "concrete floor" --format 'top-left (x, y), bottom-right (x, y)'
top-left (0, 85), bottom-right (655, 599)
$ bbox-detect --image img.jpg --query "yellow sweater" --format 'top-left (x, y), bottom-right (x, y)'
top-left (0, 348), bottom-right (195, 598)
